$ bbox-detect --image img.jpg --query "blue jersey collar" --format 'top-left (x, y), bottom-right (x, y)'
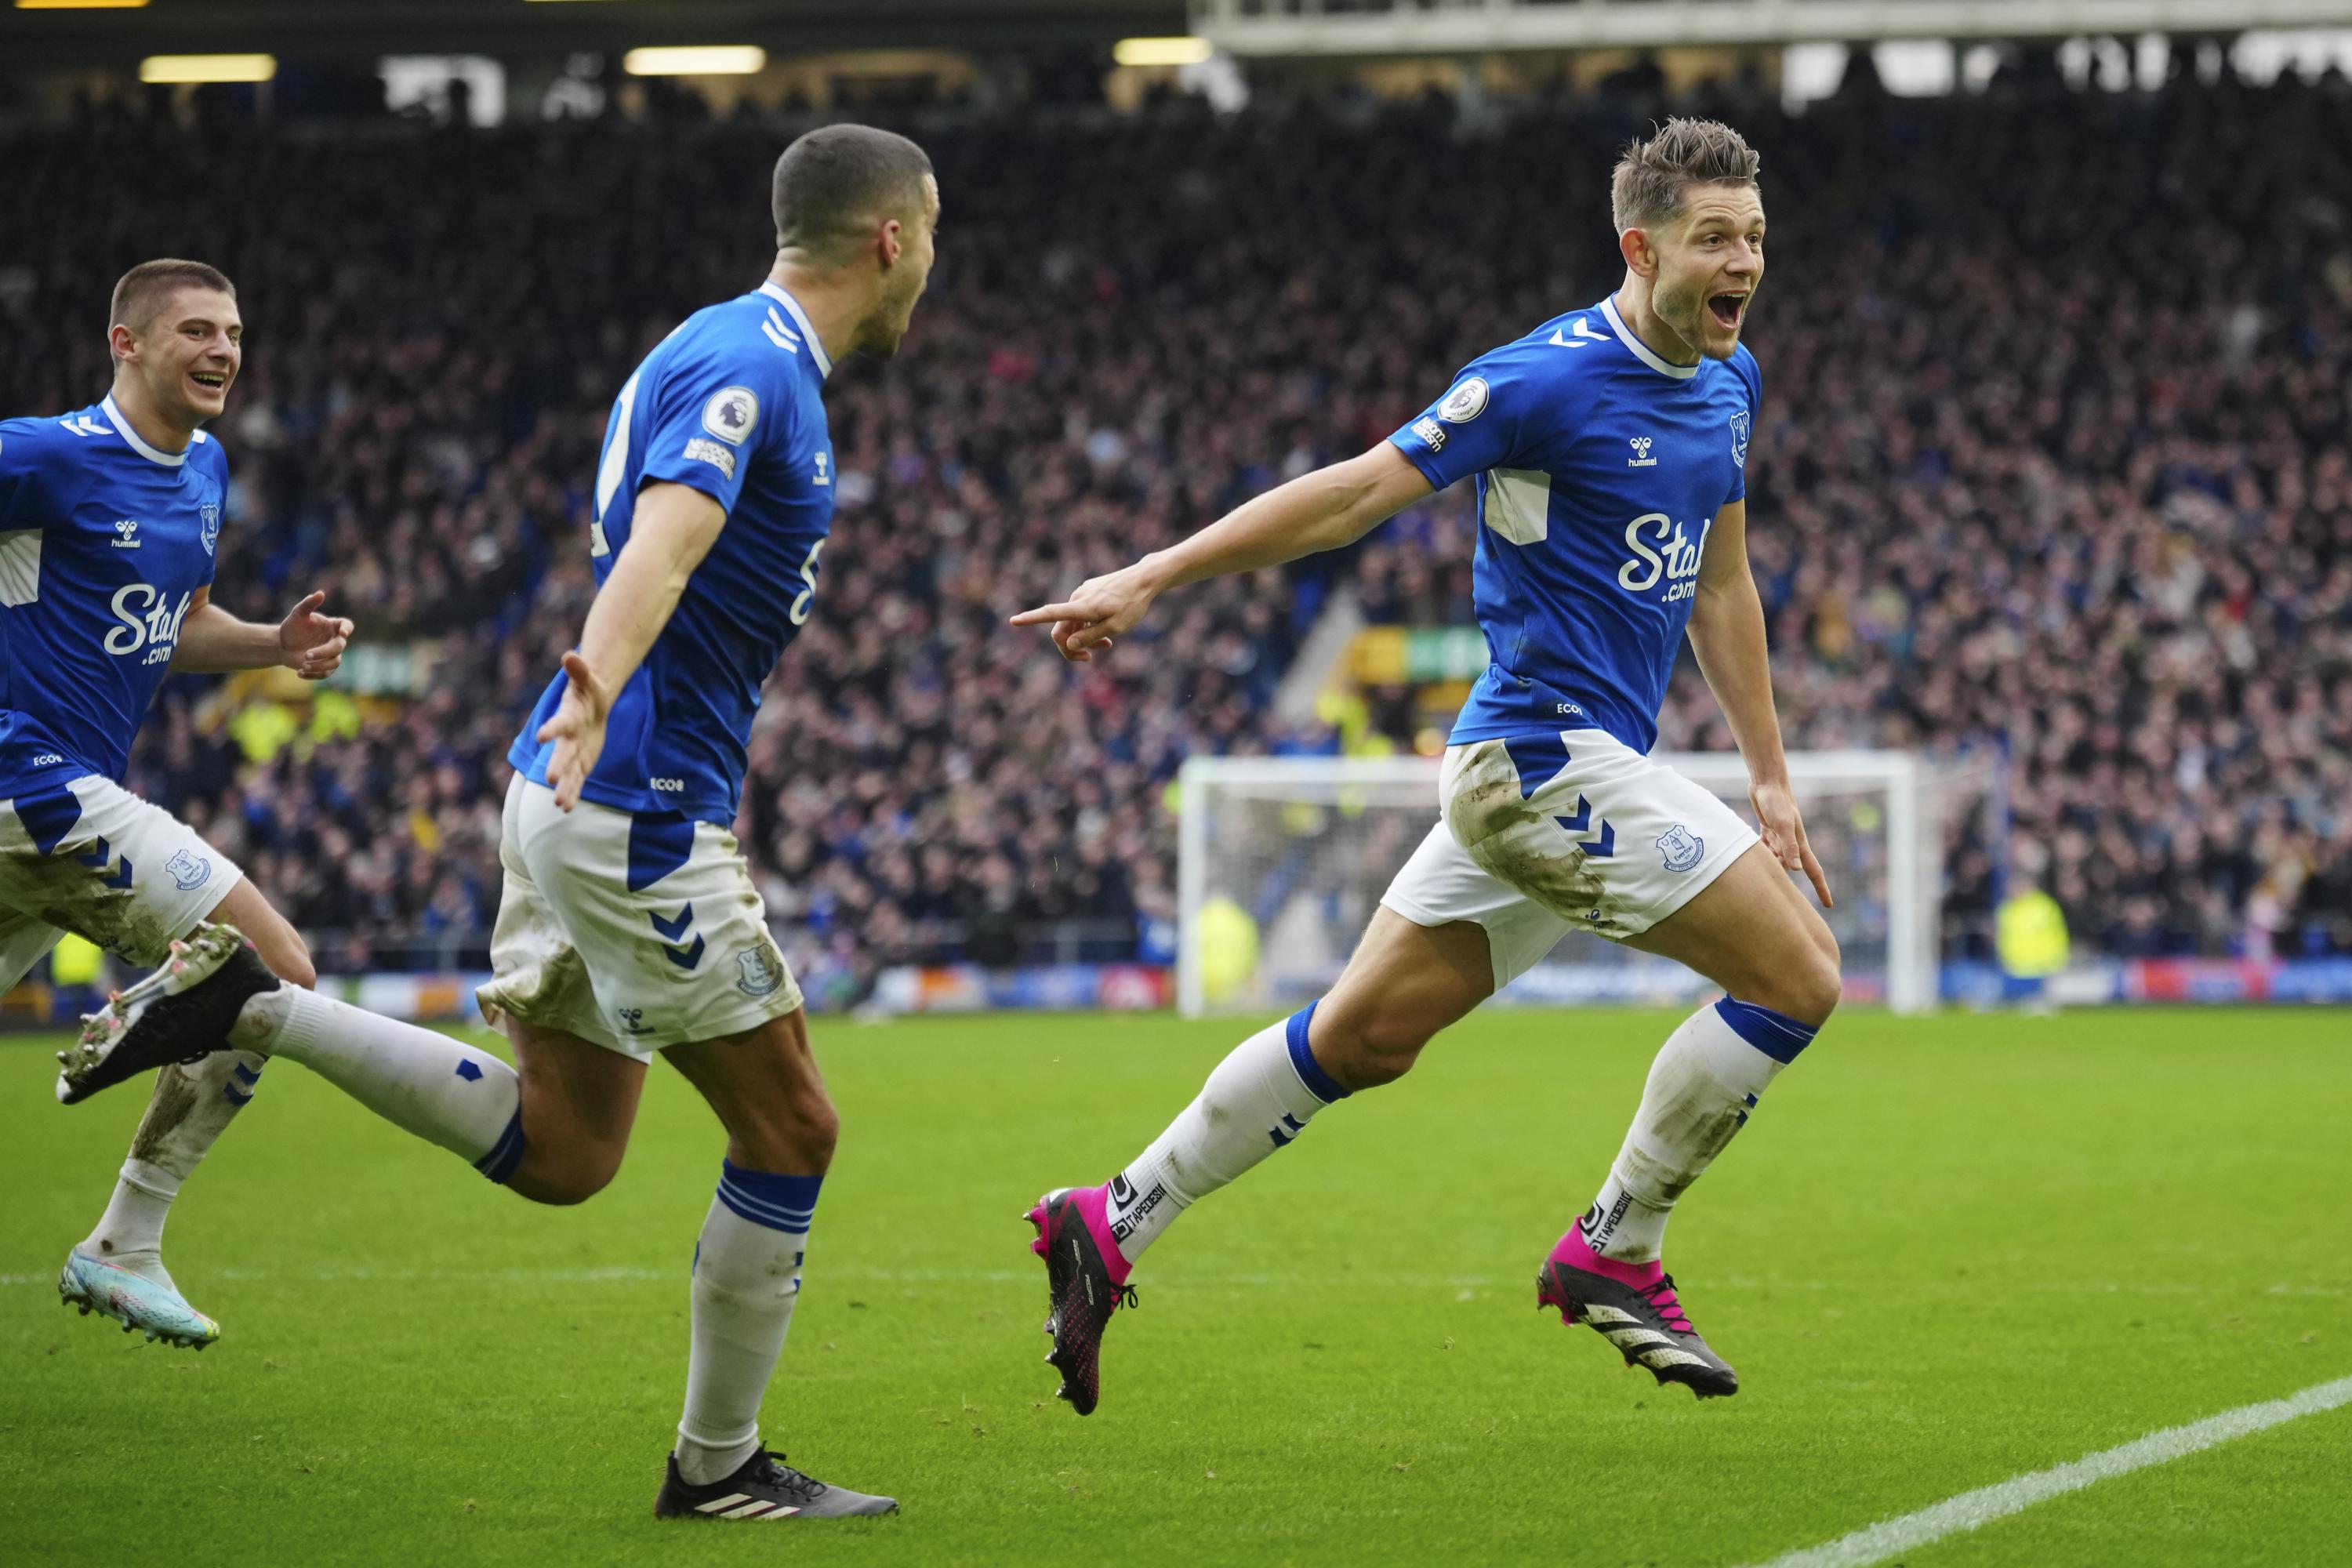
top-left (757, 281), bottom-right (833, 380)
top-left (1600, 296), bottom-right (1698, 381)
top-left (100, 393), bottom-right (203, 467)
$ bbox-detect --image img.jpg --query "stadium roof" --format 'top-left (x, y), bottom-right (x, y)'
top-left (0, 1), bottom-right (1185, 71)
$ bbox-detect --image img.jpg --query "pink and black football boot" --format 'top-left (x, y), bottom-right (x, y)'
top-left (1024, 1185), bottom-right (1137, 1416)
top-left (1537, 1216), bottom-right (1739, 1399)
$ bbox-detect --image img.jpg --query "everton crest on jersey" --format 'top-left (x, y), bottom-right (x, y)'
top-left (0, 394), bottom-right (229, 797)
top-left (511, 281), bottom-right (838, 825)
top-left (1389, 295), bottom-right (1762, 753)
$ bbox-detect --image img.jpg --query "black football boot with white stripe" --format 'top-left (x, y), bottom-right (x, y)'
top-left (654, 1449), bottom-right (897, 1520)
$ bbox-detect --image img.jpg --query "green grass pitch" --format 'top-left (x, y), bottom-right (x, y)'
top-left (4, 1007), bottom-right (2348, 1566)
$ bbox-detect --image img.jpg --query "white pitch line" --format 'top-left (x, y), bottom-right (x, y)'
top-left (1744, 1374), bottom-right (2352, 1568)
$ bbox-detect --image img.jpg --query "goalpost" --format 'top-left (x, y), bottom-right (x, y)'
top-left (1177, 750), bottom-right (1942, 1017)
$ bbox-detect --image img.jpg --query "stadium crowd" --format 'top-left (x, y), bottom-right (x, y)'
top-left (2, 56), bottom-right (2347, 995)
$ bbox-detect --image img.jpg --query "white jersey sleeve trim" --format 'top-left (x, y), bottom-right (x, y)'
top-left (100, 394), bottom-right (190, 467)
top-left (757, 281), bottom-right (832, 379)
top-left (0, 528), bottom-right (40, 606)
top-left (1482, 468), bottom-right (1552, 545)
top-left (1599, 296), bottom-right (1697, 382)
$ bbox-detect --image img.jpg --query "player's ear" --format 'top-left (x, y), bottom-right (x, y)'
top-left (877, 216), bottom-right (904, 270)
top-left (1618, 226), bottom-right (1659, 281)
top-left (107, 322), bottom-right (138, 363)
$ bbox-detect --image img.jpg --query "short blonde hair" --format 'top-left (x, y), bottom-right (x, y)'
top-left (1610, 118), bottom-right (1761, 234)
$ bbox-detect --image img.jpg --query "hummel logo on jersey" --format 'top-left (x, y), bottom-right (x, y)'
top-left (111, 518), bottom-right (141, 549)
top-left (1627, 437), bottom-right (1657, 468)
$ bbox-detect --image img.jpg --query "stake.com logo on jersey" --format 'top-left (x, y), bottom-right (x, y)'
top-left (101, 583), bottom-right (194, 665)
top-left (1615, 514), bottom-right (1711, 604)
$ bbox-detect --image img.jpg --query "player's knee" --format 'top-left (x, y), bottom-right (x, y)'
top-left (1318, 1011), bottom-right (1433, 1091)
top-left (512, 1146), bottom-right (622, 1207)
top-left (790, 1090), bottom-right (840, 1171)
top-left (1770, 946), bottom-right (1842, 1028)
top-left (270, 942), bottom-right (318, 992)
top-left (730, 1083), bottom-right (839, 1175)
top-left (241, 922), bottom-right (315, 989)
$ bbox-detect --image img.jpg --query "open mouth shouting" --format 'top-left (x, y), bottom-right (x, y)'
top-left (1706, 291), bottom-right (1749, 332)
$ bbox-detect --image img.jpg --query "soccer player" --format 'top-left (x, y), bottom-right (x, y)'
top-left (1013, 119), bottom-right (1838, 1411)
top-left (1, 259), bottom-right (352, 1348)
top-left (56, 125), bottom-right (939, 1521)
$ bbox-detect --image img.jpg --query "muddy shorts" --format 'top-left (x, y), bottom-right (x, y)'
top-left (1378, 729), bottom-right (1759, 989)
top-left (0, 774), bottom-right (245, 989)
top-left (477, 775), bottom-right (801, 1061)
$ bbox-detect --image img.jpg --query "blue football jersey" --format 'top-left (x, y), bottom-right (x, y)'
top-left (511, 281), bottom-right (836, 824)
top-left (1388, 296), bottom-right (1760, 753)
top-left (0, 395), bottom-right (228, 797)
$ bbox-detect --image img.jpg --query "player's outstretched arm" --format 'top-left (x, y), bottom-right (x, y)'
top-left (170, 588), bottom-right (354, 679)
top-left (1686, 500), bottom-right (1831, 906)
top-left (536, 480), bottom-right (727, 811)
top-left (1011, 441), bottom-right (1431, 663)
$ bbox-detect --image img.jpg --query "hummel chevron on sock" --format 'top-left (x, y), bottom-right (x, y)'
top-left (80, 1048), bottom-right (270, 1265)
top-left (230, 986), bottom-right (524, 1181)
top-left (675, 1162), bottom-right (821, 1486)
top-left (1581, 997), bottom-right (1819, 1264)
top-left (1104, 1002), bottom-right (1349, 1265)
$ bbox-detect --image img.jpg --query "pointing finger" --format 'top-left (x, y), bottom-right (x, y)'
top-left (1800, 837), bottom-right (1833, 908)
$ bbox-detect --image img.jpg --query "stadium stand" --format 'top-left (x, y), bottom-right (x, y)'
top-left (2, 60), bottom-right (2347, 1002)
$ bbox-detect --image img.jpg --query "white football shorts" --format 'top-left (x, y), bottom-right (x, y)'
top-left (1379, 728), bottom-right (1759, 990)
top-left (0, 773), bottom-right (245, 989)
top-left (477, 775), bottom-right (802, 1060)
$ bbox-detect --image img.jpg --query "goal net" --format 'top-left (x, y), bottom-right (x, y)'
top-left (1177, 751), bottom-right (1943, 1016)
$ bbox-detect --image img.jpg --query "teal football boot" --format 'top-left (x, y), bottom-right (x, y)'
top-left (59, 1247), bottom-right (220, 1349)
